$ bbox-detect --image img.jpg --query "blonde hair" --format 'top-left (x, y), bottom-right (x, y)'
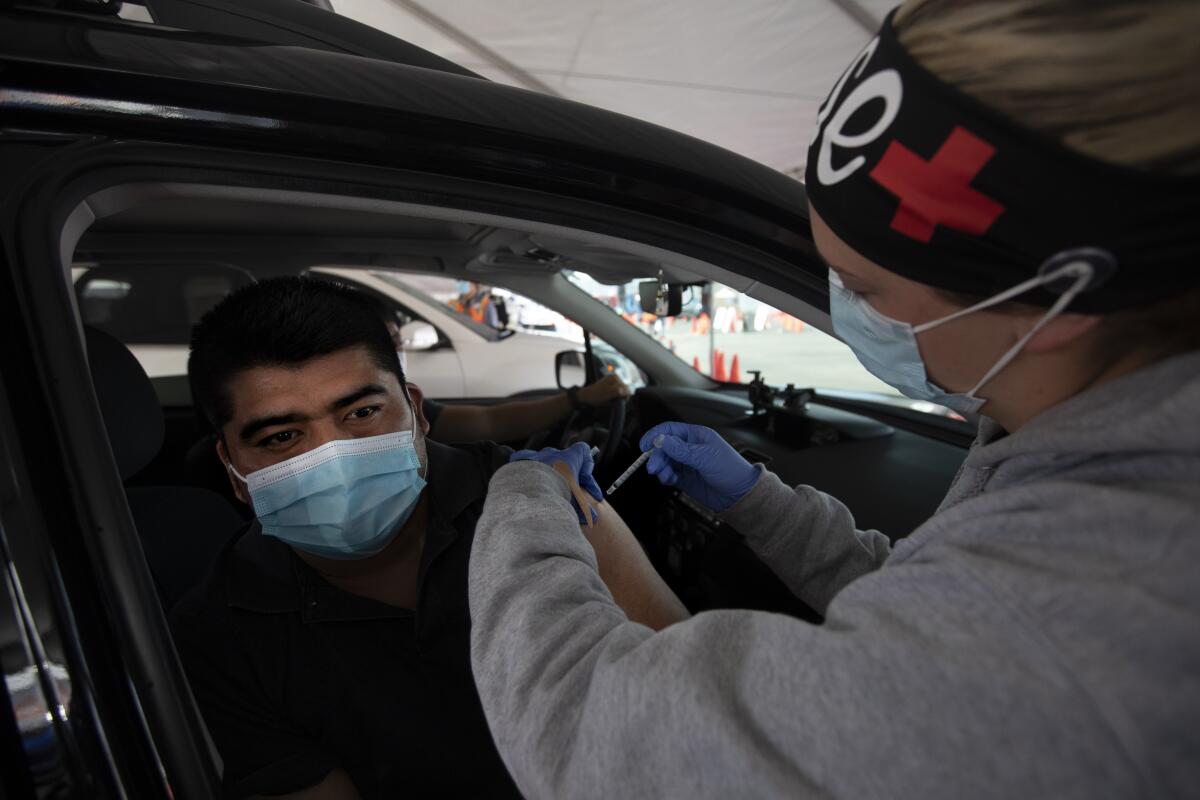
top-left (894, 0), bottom-right (1200, 354)
top-left (893, 0), bottom-right (1200, 174)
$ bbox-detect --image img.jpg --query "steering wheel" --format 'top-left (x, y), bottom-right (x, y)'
top-left (557, 393), bottom-right (626, 471)
top-left (521, 389), bottom-right (626, 471)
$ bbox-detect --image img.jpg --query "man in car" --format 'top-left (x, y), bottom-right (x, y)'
top-left (171, 276), bottom-right (687, 799)
top-left (366, 293), bottom-right (631, 445)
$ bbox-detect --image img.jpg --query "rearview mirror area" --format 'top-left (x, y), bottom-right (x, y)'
top-left (638, 280), bottom-right (682, 317)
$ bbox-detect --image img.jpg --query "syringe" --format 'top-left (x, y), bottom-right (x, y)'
top-left (605, 434), bottom-right (664, 496)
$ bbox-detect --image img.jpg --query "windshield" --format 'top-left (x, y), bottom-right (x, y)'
top-left (565, 272), bottom-right (959, 419)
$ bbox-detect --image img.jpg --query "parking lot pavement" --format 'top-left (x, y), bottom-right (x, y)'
top-left (653, 324), bottom-right (898, 396)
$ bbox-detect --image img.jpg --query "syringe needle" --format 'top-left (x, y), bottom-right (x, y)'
top-left (605, 435), bottom-right (665, 496)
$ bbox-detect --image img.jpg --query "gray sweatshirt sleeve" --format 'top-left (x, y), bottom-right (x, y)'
top-left (718, 468), bottom-right (892, 613)
top-left (469, 461), bottom-right (1144, 800)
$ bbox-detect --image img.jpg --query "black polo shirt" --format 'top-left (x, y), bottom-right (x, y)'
top-left (171, 440), bottom-right (521, 799)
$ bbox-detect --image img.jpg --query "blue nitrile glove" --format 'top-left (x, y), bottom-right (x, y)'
top-left (509, 442), bottom-right (603, 524)
top-left (640, 422), bottom-right (760, 512)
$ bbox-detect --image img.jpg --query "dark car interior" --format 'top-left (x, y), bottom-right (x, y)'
top-left (71, 181), bottom-right (970, 626)
top-left (84, 326), bottom-right (245, 609)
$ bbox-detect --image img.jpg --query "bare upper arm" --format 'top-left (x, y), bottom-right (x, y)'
top-left (582, 501), bottom-right (690, 630)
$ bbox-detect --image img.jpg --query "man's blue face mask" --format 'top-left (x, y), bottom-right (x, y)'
top-left (228, 411), bottom-right (426, 559)
top-left (828, 262), bottom-right (1094, 417)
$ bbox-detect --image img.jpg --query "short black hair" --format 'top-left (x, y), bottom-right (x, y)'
top-left (355, 290), bottom-right (395, 327)
top-left (189, 276), bottom-right (405, 432)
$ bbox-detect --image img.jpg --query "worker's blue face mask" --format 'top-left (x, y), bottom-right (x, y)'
top-left (228, 416), bottom-right (426, 559)
top-left (456, 280), bottom-right (472, 294)
top-left (828, 263), bottom-right (1093, 417)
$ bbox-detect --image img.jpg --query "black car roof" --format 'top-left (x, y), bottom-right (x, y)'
top-left (0, 7), bottom-right (807, 220)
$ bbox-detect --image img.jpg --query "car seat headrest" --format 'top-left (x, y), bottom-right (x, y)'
top-left (85, 326), bottom-right (165, 480)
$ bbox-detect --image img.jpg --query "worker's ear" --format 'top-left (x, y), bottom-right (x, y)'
top-left (215, 437), bottom-right (252, 506)
top-left (405, 383), bottom-right (431, 436)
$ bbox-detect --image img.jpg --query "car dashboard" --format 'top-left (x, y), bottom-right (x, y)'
top-left (609, 386), bottom-right (969, 620)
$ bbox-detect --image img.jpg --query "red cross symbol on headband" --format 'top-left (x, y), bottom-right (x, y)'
top-left (869, 126), bottom-right (1005, 243)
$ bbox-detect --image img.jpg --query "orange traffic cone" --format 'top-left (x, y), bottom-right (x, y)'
top-left (692, 356), bottom-right (702, 372)
top-left (714, 350), bottom-right (727, 381)
top-left (729, 354), bottom-right (741, 383)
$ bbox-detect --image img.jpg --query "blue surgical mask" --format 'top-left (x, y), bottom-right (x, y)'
top-left (828, 262), bottom-right (1094, 416)
top-left (229, 423), bottom-right (426, 560)
top-left (456, 280), bottom-right (472, 295)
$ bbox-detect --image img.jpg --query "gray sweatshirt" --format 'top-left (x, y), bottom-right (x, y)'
top-left (469, 351), bottom-right (1200, 799)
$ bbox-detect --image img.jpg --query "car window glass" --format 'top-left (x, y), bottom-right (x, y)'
top-left (565, 271), bottom-right (958, 419)
top-left (76, 265), bottom-right (254, 346)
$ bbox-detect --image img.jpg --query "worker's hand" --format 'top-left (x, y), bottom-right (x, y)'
top-left (577, 375), bottom-right (631, 407)
top-left (640, 422), bottom-right (760, 512)
top-left (509, 442), bottom-right (603, 525)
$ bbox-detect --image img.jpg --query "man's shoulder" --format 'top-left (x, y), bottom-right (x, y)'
top-left (170, 520), bottom-right (299, 633)
top-left (170, 535), bottom-right (243, 655)
top-left (424, 440), bottom-right (512, 541)
top-left (427, 439), bottom-right (511, 496)
top-left (171, 522), bottom-right (246, 611)
top-left (453, 439), bottom-right (513, 478)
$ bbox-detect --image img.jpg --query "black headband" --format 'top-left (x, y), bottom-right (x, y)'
top-left (804, 11), bottom-right (1200, 312)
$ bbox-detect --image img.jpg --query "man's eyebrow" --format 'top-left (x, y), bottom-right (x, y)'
top-left (238, 385), bottom-right (389, 442)
top-left (329, 384), bottom-right (388, 411)
top-left (240, 412), bottom-right (307, 443)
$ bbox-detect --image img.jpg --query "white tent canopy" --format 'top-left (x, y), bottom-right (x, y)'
top-left (331, 0), bottom-right (897, 179)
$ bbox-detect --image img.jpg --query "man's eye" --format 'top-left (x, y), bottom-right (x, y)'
top-left (348, 405), bottom-right (382, 421)
top-left (258, 430), bottom-right (297, 448)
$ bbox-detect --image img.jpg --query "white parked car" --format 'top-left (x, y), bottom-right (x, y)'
top-left (72, 265), bottom-right (642, 401)
top-left (322, 268), bottom-right (642, 398)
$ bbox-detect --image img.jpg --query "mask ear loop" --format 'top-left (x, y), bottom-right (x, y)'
top-left (226, 459), bottom-right (249, 485)
top-left (400, 387), bottom-right (429, 481)
top-left (911, 263), bottom-right (1088, 335)
top-left (961, 261), bottom-right (1095, 397)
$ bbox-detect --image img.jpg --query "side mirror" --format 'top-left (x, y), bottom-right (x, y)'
top-left (555, 350), bottom-right (587, 389)
top-left (638, 279), bottom-right (682, 317)
top-left (400, 321), bottom-right (439, 351)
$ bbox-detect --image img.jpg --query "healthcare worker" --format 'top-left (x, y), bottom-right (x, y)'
top-left (468, 1), bottom-right (1200, 798)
